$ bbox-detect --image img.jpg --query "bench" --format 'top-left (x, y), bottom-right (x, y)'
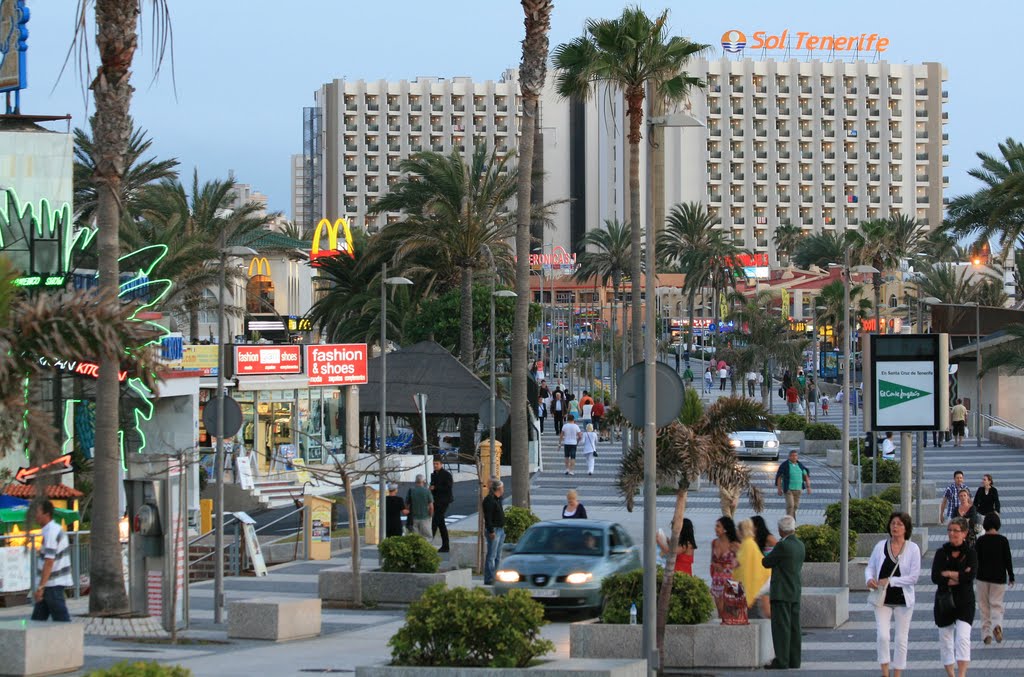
top-left (801, 587), bottom-right (849, 628)
top-left (0, 620), bottom-right (84, 676)
top-left (228, 598), bottom-right (321, 641)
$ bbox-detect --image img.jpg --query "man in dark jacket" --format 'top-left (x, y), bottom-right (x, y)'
top-left (482, 480), bottom-right (506, 585)
top-left (762, 515), bottom-right (806, 670)
top-left (384, 484), bottom-right (407, 539)
top-left (775, 450), bottom-right (811, 518)
top-left (429, 456), bottom-right (454, 552)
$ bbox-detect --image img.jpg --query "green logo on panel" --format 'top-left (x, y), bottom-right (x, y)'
top-left (877, 380), bottom-right (930, 409)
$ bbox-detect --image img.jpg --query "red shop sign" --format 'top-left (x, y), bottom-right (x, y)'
top-left (306, 343), bottom-right (368, 386)
top-left (234, 345), bottom-right (303, 375)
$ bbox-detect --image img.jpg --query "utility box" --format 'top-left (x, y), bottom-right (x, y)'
top-left (304, 495), bottom-right (333, 560)
top-left (125, 455), bottom-right (188, 632)
top-left (364, 485), bottom-right (379, 545)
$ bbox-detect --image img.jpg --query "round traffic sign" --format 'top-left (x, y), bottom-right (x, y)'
top-left (203, 396), bottom-right (243, 438)
top-left (616, 362), bottom-right (686, 429)
top-left (541, 335), bottom-right (550, 345)
top-left (479, 399), bottom-right (511, 429)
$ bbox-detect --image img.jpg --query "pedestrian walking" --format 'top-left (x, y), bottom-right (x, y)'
top-left (718, 363), bottom-right (728, 391)
top-left (384, 484), bottom-right (408, 539)
top-left (710, 516), bottom-right (741, 618)
top-left (407, 474), bottom-right (434, 540)
top-left (429, 456), bottom-right (453, 552)
top-left (568, 397), bottom-right (580, 420)
top-left (560, 414), bottom-right (582, 476)
top-left (482, 480), bottom-right (506, 585)
top-left (950, 398), bottom-right (968, 446)
top-left (537, 398), bottom-right (547, 434)
top-left (683, 365), bottom-right (694, 384)
top-left (974, 474), bottom-right (1000, 522)
top-left (551, 390), bottom-right (566, 434)
top-left (866, 512), bottom-right (922, 677)
top-left (821, 393), bottom-right (830, 416)
top-left (933, 516), bottom-right (977, 677)
top-left (591, 399), bottom-right (606, 441)
top-left (940, 470), bottom-right (968, 524)
top-left (954, 489), bottom-right (979, 549)
top-left (580, 423), bottom-right (599, 475)
top-left (975, 513), bottom-right (1014, 645)
top-left (31, 501), bottom-right (71, 622)
top-left (762, 515), bottom-right (805, 670)
top-left (703, 367), bottom-right (714, 394)
top-left (775, 450), bottom-right (811, 518)
top-left (746, 370), bottom-right (758, 398)
top-left (881, 431), bottom-right (896, 460)
top-left (806, 378), bottom-right (817, 417)
top-left (785, 384), bottom-right (799, 413)
top-left (562, 489), bottom-right (588, 519)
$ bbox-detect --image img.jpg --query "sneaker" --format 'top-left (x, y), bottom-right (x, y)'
top-left (984, 635), bottom-right (992, 645)
top-left (995, 625), bottom-right (1003, 643)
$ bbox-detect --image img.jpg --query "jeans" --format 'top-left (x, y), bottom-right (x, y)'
top-left (939, 619), bottom-right (972, 665)
top-left (484, 527), bottom-right (506, 585)
top-left (874, 604), bottom-right (913, 670)
top-left (31, 586), bottom-right (70, 622)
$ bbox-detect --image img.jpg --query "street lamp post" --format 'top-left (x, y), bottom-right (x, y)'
top-left (378, 263), bottom-right (413, 544)
top-left (964, 302), bottom-right (982, 447)
top-left (213, 243), bottom-right (257, 624)
top-left (491, 288), bottom-right (518, 479)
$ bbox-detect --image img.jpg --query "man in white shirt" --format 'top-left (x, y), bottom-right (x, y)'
top-left (746, 370), bottom-right (758, 398)
top-left (880, 431), bottom-right (896, 460)
top-left (560, 415), bottom-right (583, 476)
top-left (32, 500), bottom-right (72, 622)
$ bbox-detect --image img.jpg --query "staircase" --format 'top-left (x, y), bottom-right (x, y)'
top-left (252, 478), bottom-right (305, 510)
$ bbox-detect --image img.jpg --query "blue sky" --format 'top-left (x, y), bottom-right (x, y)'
top-left (24, 1), bottom-right (1022, 217)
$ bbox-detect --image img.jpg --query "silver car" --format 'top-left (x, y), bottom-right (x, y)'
top-left (729, 420), bottom-right (781, 461)
top-left (493, 520), bottom-right (640, 614)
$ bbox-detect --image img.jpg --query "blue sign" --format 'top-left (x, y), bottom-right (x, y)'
top-left (0, 0), bottom-right (29, 112)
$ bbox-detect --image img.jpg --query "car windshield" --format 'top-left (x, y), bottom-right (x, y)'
top-left (516, 526), bottom-right (604, 556)
top-left (737, 418), bottom-right (772, 433)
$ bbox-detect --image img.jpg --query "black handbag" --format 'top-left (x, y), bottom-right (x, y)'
top-left (934, 589), bottom-right (957, 627)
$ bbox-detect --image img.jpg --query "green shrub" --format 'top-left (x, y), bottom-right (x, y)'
top-left (678, 387), bottom-right (704, 426)
top-left (504, 506), bottom-right (541, 544)
top-left (877, 485), bottom-right (902, 504)
top-left (85, 663), bottom-right (191, 677)
top-left (862, 458), bottom-right (901, 484)
top-left (600, 568), bottom-right (713, 626)
top-left (774, 414), bottom-right (807, 431)
top-left (795, 524), bottom-right (857, 562)
top-left (824, 497), bottom-right (892, 535)
top-left (379, 534), bottom-right (440, 573)
top-left (389, 584), bottom-right (554, 667)
top-left (804, 423), bottom-right (841, 440)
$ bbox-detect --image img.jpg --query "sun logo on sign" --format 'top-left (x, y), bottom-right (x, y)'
top-left (721, 29), bottom-right (746, 54)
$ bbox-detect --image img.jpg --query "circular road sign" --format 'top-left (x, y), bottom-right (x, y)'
top-left (202, 396), bottom-right (243, 438)
top-left (616, 362), bottom-right (686, 429)
top-left (541, 335), bottom-right (550, 345)
top-left (479, 399), bottom-right (511, 430)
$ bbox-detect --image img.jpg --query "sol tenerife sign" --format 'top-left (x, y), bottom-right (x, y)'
top-left (310, 218), bottom-right (355, 267)
top-left (721, 29), bottom-right (890, 54)
top-left (234, 345), bottom-right (302, 375)
top-left (306, 344), bottom-right (368, 386)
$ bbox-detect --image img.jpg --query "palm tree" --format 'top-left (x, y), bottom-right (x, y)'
top-left (511, 0), bottom-right (553, 510)
top-left (911, 264), bottom-right (979, 305)
top-left (78, 0), bottom-right (172, 616)
top-left (982, 324), bottom-right (1024, 375)
top-left (618, 396), bottom-right (765, 668)
top-left (575, 218), bottom-right (632, 398)
top-left (792, 231), bottom-right (846, 269)
top-left (554, 8), bottom-right (709, 362)
top-left (849, 215), bottom-right (928, 334)
top-left (727, 290), bottom-right (808, 405)
top-left (772, 223), bottom-right (804, 266)
top-left (947, 138), bottom-right (1024, 268)
top-left (814, 279), bottom-right (871, 353)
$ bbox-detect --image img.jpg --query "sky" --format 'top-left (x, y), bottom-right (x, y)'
top-left (22, 1), bottom-right (1023, 218)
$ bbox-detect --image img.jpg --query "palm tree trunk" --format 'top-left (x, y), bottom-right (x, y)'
top-left (610, 284), bottom-right (618, 399)
top-left (656, 487), bottom-right (689, 668)
top-left (459, 264), bottom-right (477, 465)
top-left (627, 87), bottom-right (645, 365)
top-left (88, 0), bottom-right (138, 616)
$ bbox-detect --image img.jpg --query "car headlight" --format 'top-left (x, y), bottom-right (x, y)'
top-left (729, 438), bottom-right (742, 448)
top-left (765, 440), bottom-right (779, 448)
top-left (495, 570), bottom-right (520, 583)
top-left (565, 572), bottom-right (593, 585)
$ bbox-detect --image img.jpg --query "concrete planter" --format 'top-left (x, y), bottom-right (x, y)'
top-left (801, 560), bottom-right (868, 591)
top-left (861, 482), bottom-right (939, 499)
top-left (801, 587), bottom-right (849, 628)
top-left (855, 530), bottom-right (929, 557)
top-left (569, 619), bottom-right (773, 669)
top-left (800, 439), bottom-right (840, 456)
top-left (356, 660), bottom-right (647, 677)
top-left (777, 430), bottom-right (805, 445)
top-left (319, 568), bottom-right (472, 604)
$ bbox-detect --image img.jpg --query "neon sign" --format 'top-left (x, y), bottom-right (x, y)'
top-left (38, 356), bottom-right (128, 382)
top-left (529, 246), bottom-right (577, 270)
top-left (15, 454), bottom-right (73, 484)
top-left (310, 217), bottom-right (356, 266)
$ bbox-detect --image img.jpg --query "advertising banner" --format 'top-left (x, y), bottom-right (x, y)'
top-left (306, 344), bottom-right (368, 386)
top-left (182, 345), bottom-right (220, 376)
top-left (234, 345), bottom-right (302, 375)
top-left (874, 361), bottom-right (936, 429)
top-left (865, 334), bottom-right (949, 432)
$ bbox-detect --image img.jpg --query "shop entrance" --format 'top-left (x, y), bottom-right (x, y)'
top-left (256, 399), bottom-right (297, 473)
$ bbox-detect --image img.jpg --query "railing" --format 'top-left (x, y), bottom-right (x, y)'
top-left (0, 529), bottom-right (91, 599)
top-left (980, 412), bottom-right (1023, 434)
top-left (188, 505), bottom-right (309, 577)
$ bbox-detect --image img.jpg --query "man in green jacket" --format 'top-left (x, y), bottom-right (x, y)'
top-left (762, 515), bottom-right (805, 670)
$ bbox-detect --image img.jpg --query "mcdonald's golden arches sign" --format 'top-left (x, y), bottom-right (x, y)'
top-left (310, 218), bottom-right (356, 267)
top-left (248, 257), bottom-right (271, 277)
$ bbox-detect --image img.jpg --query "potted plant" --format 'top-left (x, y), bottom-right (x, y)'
top-left (773, 413), bottom-right (807, 445)
top-left (796, 524), bottom-right (865, 590)
top-left (800, 422), bottom-right (842, 455)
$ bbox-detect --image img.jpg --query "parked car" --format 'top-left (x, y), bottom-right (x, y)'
top-left (492, 520), bottom-right (640, 614)
top-left (728, 418), bottom-right (781, 461)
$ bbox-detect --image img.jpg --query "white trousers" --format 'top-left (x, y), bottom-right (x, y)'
top-left (977, 580), bottom-right (1007, 637)
top-left (581, 451), bottom-right (595, 474)
top-left (874, 605), bottom-right (913, 670)
top-left (939, 620), bottom-right (972, 666)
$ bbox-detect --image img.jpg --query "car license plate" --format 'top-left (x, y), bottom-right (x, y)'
top-left (528, 588), bottom-right (559, 598)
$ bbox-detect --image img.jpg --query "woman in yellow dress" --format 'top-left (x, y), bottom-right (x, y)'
top-left (736, 518), bottom-right (772, 618)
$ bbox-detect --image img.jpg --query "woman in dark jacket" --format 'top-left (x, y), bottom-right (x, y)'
top-left (974, 474), bottom-right (1000, 520)
top-left (932, 516), bottom-right (978, 677)
top-left (975, 512), bottom-right (1014, 645)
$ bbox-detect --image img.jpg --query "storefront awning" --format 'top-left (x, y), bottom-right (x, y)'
top-left (235, 375), bottom-right (311, 391)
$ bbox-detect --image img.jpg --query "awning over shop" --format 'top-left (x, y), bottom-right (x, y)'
top-left (360, 341), bottom-right (493, 417)
top-left (235, 375), bottom-right (311, 391)
top-left (0, 507), bottom-right (80, 532)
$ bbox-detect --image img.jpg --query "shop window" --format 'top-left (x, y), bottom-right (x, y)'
top-left (247, 275), bottom-right (275, 314)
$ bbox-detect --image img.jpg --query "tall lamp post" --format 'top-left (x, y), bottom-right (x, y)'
top-left (491, 288), bottom-right (518, 478)
top-left (964, 302), bottom-right (982, 447)
top-left (642, 112), bottom-right (703, 672)
top-left (378, 263), bottom-right (413, 544)
top-left (213, 244), bottom-right (257, 624)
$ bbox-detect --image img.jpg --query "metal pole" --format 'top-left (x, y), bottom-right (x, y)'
top-left (976, 304), bottom-right (982, 447)
top-left (642, 179), bottom-right (658, 673)
top-left (839, 251), bottom-right (851, 588)
top-left (420, 395), bottom-right (430, 482)
top-left (812, 300), bottom-right (819, 423)
top-left (490, 264), bottom-right (498, 480)
top-left (213, 249), bottom-right (226, 624)
top-left (379, 262), bottom-right (388, 544)
top-left (916, 293), bottom-right (924, 526)
top-left (901, 432), bottom-right (913, 517)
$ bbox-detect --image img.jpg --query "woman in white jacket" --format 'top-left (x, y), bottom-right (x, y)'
top-left (865, 512), bottom-right (922, 677)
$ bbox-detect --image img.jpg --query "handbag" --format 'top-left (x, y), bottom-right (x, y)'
top-left (720, 580), bottom-right (749, 625)
top-left (934, 589), bottom-right (957, 627)
top-left (867, 579), bottom-right (889, 607)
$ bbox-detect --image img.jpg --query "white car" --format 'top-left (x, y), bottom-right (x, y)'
top-left (728, 422), bottom-right (781, 461)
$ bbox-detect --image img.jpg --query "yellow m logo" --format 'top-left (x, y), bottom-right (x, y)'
top-left (248, 257), bottom-right (271, 277)
top-left (310, 217), bottom-right (356, 266)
